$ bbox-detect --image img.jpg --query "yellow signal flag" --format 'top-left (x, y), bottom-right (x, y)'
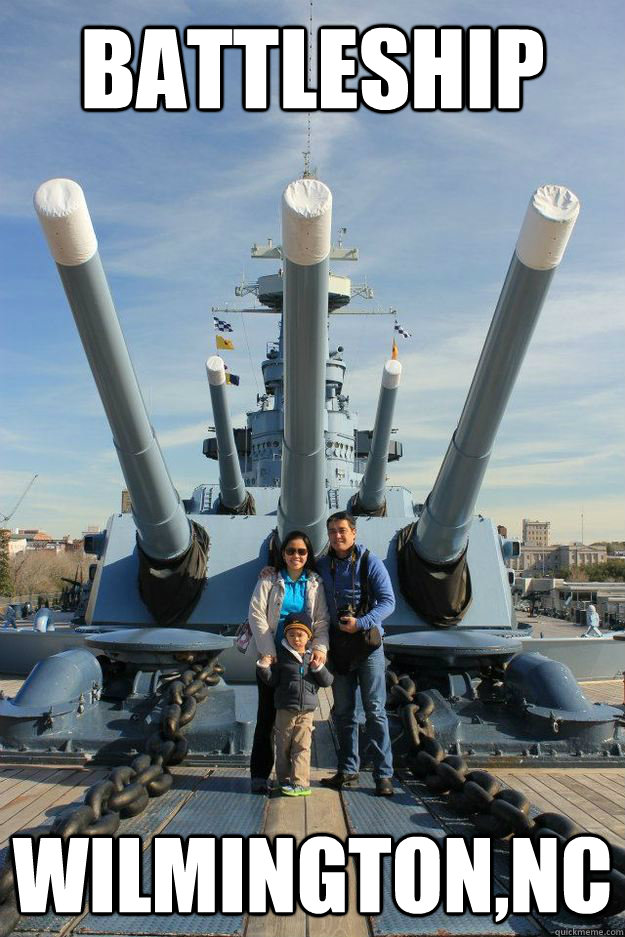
top-left (391, 338), bottom-right (398, 360)
top-left (216, 335), bottom-right (235, 351)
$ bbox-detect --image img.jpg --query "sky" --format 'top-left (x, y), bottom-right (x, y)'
top-left (1, 0), bottom-right (623, 544)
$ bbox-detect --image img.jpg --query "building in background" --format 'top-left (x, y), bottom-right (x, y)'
top-left (506, 518), bottom-right (608, 576)
top-left (62, 534), bottom-right (83, 552)
top-left (7, 535), bottom-right (27, 557)
top-left (524, 579), bottom-right (625, 627)
top-left (554, 542), bottom-right (607, 569)
top-left (522, 519), bottom-right (550, 548)
top-left (510, 541), bottom-right (607, 576)
top-left (12, 529), bottom-right (85, 554)
top-left (15, 529), bottom-right (53, 550)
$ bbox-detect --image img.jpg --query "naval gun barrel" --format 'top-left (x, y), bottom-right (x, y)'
top-left (34, 179), bottom-right (191, 562)
top-left (277, 178), bottom-right (332, 554)
top-left (354, 359), bottom-right (402, 514)
top-left (415, 184), bottom-right (580, 565)
top-left (206, 355), bottom-right (248, 511)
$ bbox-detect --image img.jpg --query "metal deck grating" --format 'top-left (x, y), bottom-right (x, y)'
top-left (342, 773), bottom-right (539, 936)
top-left (77, 769), bottom-right (265, 936)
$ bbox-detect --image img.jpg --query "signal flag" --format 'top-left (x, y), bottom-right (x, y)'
top-left (216, 335), bottom-right (235, 351)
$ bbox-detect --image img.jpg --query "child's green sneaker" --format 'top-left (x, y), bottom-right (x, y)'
top-left (281, 783), bottom-right (295, 795)
top-left (291, 785), bottom-right (311, 796)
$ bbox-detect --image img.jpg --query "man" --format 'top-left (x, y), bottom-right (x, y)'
top-left (317, 511), bottom-right (396, 796)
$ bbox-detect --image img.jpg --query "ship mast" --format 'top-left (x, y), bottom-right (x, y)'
top-left (302, 0), bottom-right (314, 179)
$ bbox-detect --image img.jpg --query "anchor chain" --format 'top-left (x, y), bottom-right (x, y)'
top-left (386, 668), bottom-right (625, 919)
top-left (0, 655), bottom-right (223, 936)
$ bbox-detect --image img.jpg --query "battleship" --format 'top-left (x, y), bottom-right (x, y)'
top-left (0, 174), bottom-right (623, 936)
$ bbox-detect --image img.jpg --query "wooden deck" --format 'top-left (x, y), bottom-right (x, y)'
top-left (245, 689), bottom-right (368, 937)
top-left (493, 767), bottom-right (625, 846)
top-left (0, 682), bottom-right (623, 935)
top-left (0, 764), bottom-right (108, 853)
top-left (580, 677), bottom-right (625, 705)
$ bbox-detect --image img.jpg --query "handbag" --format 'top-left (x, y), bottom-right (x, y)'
top-left (330, 625), bottom-right (381, 675)
top-left (237, 572), bottom-right (277, 654)
top-left (235, 619), bottom-right (253, 654)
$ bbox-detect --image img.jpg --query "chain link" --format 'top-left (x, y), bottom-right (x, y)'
top-left (0, 655), bottom-right (223, 936)
top-left (386, 667), bottom-right (625, 919)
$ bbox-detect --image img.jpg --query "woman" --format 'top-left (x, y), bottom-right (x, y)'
top-left (247, 530), bottom-right (330, 793)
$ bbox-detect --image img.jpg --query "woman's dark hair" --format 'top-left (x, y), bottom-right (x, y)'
top-left (275, 530), bottom-right (318, 574)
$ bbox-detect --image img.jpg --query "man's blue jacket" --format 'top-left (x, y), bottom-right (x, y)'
top-left (317, 543), bottom-right (395, 637)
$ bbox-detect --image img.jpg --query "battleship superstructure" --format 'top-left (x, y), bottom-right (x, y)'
top-left (198, 227), bottom-right (403, 524)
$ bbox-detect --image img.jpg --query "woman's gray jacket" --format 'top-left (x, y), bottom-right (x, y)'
top-left (247, 571), bottom-right (330, 659)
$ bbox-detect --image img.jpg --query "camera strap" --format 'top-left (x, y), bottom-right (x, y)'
top-left (330, 548), bottom-right (370, 616)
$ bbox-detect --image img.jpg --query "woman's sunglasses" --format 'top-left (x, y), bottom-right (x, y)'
top-left (285, 547), bottom-right (308, 556)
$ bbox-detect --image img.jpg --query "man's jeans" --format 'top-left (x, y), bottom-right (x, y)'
top-left (331, 644), bottom-right (394, 779)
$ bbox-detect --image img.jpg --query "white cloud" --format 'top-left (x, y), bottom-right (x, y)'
top-left (158, 420), bottom-right (210, 449)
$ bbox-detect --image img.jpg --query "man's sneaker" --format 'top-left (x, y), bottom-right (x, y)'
top-left (320, 772), bottom-right (359, 790)
top-left (251, 777), bottom-right (270, 795)
top-left (375, 778), bottom-right (394, 797)
top-left (283, 785), bottom-right (311, 797)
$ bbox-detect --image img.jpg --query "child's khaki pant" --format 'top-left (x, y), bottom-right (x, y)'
top-left (274, 708), bottom-right (314, 787)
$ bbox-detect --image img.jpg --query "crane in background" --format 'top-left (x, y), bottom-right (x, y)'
top-left (0, 474), bottom-right (39, 523)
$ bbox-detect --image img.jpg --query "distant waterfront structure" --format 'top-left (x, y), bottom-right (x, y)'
top-left (522, 519), bottom-right (550, 548)
top-left (121, 489), bottom-right (132, 514)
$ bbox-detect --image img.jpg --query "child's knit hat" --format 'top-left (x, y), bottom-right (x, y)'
top-left (284, 611), bottom-right (313, 639)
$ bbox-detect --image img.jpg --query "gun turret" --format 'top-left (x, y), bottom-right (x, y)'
top-left (414, 185), bottom-right (579, 565)
top-left (277, 178), bottom-right (332, 554)
top-left (205, 355), bottom-right (251, 513)
top-left (34, 179), bottom-right (192, 562)
top-left (352, 358), bottom-right (402, 515)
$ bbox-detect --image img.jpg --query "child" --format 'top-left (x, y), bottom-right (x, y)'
top-left (257, 611), bottom-right (333, 796)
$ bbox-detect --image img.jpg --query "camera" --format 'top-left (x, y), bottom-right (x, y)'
top-left (337, 603), bottom-right (354, 620)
